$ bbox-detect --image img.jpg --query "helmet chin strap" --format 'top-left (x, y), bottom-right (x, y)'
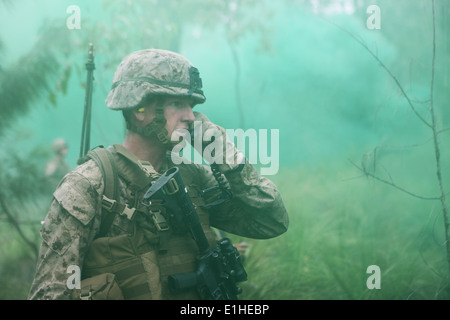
top-left (126, 104), bottom-right (171, 146)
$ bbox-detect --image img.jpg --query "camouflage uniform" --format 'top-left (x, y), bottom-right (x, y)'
top-left (28, 49), bottom-right (289, 300)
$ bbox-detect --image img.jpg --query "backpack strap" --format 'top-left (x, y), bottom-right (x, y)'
top-left (85, 146), bottom-right (123, 238)
top-left (87, 146), bottom-right (119, 201)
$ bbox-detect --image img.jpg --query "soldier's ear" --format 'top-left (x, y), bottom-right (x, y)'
top-left (133, 107), bottom-right (146, 121)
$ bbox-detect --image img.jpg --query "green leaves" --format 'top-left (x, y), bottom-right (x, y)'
top-left (0, 22), bottom-right (76, 133)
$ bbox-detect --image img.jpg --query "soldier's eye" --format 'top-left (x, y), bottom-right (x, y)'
top-left (168, 100), bottom-right (181, 108)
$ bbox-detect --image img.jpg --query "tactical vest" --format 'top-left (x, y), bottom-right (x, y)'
top-left (77, 146), bottom-right (217, 300)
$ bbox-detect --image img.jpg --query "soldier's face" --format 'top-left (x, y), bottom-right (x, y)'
top-left (139, 96), bottom-right (195, 143)
top-left (163, 97), bottom-right (196, 141)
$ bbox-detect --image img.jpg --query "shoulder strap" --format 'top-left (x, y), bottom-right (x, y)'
top-left (85, 146), bottom-right (119, 238)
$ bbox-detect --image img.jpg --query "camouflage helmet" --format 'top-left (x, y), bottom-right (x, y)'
top-left (51, 138), bottom-right (67, 154)
top-left (105, 49), bottom-right (206, 110)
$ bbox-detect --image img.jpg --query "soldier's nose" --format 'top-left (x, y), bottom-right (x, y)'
top-left (182, 105), bottom-right (195, 122)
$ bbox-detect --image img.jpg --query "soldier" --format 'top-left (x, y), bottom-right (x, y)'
top-left (44, 138), bottom-right (70, 191)
top-left (28, 49), bottom-right (288, 300)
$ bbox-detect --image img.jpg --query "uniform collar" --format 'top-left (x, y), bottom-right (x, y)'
top-left (112, 144), bottom-right (162, 190)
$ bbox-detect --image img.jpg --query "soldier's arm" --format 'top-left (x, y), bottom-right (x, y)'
top-left (191, 112), bottom-right (288, 239)
top-left (28, 165), bottom-right (102, 300)
top-left (199, 158), bottom-right (289, 240)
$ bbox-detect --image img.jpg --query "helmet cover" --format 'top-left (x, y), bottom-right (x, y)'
top-left (105, 49), bottom-right (206, 110)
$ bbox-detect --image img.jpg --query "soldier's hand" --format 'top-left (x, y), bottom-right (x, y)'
top-left (234, 241), bottom-right (249, 256)
top-left (192, 111), bottom-right (245, 173)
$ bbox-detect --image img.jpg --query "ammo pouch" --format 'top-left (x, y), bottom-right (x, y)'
top-left (78, 273), bottom-right (124, 300)
top-left (79, 227), bottom-right (162, 300)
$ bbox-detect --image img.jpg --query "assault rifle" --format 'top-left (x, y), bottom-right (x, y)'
top-left (142, 167), bottom-right (247, 300)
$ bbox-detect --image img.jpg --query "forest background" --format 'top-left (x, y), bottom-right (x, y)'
top-left (0, 0), bottom-right (449, 300)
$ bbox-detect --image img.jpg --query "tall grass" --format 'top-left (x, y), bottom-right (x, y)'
top-left (1, 162), bottom-right (449, 300)
top-left (237, 163), bottom-right (450, 300)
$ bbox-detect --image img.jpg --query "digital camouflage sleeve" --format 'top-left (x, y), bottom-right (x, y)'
top-left (197, 158), bottom-right (289, 239)
top-left (29, 160), bottom-right (104, 300)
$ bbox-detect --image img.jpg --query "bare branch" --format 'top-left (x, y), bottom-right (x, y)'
top-left (0, 193), bottom-right (39, 258)
top-left (345, 0), bottom-right (450, 274)
top-left (418, 209), bottom-right (446, 278)
top-left (324, 18), bottom-right (432, 129)
top-left (367, 136), bottom-right (434, 156)
top-left (348, 159), bottom-right (440, 201)
top-left (437, 126), bottom-right (450, 135)
top-left (428, 0), bottom-right (450, 272)
top-left (228, 40), bottom-right (245, 128)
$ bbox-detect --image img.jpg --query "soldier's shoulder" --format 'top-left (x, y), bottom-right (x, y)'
top-left (63, 158), bottom-right (104, 191)
top-left (51, 159), bottom-right (104, 225)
